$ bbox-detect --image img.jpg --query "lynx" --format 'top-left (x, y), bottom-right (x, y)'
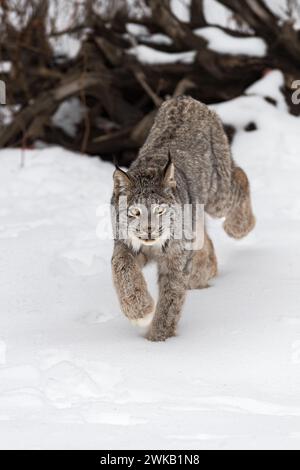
top-left (111, 96), bottom-right (255, 342)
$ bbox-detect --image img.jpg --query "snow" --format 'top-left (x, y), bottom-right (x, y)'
top-left (126, 24), bottom-right (173, 45)
top-left (52, 97), bottom-right (86, 137)
top-left (202, 0), bottom-right (253, 33)
top-left (1, 73), bottom-right (300, 449)
top-left (126, 23), bottom-right (149, 37)
top-left (49, 35), bottom-right (82, 60)
top-left (128, 45), bottom-right (196, 64)
top-left (48, 0), bottom-right (85, 35)
top-left (142, 33), bottom-right (173, 46)
top-left (125, 0), bottom-right (151, 19)
top-left (246, 70), bottom-right (288, 111)
top-left (47, 0), bottom-right (85, 59)
top-left (265, 0), bottom-right (300, 29)
top-left (0, 105), bottom-right (21, 127)
top-left (203, 0), bottom-right (300, 31)
top-left (0, 1), bottom-right (84, 60)
top-left (170, 0), bottom-right (191, 23)
top-left (194, 26), bottom-right (267, 57)
top-left (211, 70), bottom-right (291, 131)
top-left (0, 0), bottom-right (32, 30)
top-left (203, 0), bottom-right (234, 28)
top-left (0, 62), bottom-right (11, 73)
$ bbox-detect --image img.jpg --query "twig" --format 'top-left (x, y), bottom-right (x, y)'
top-left (134, 70), bottom-right (162, 107)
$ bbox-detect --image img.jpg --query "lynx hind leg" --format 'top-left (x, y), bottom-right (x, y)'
top-left (187, 233), bottom-right (218, 290)
top-left (223, 167), bottom-right (256, 240)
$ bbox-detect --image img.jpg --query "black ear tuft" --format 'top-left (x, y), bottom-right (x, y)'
top-left (113, 154), bottom-right (118, 168)
top-left (163, 150), bottom-right (173, 177)
top-left (163, 150), bottom-right (176, 189)
top-left (113, 166), bottom-right (132, 195)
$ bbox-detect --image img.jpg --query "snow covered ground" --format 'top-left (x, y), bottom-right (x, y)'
top-left (194, 27), bottom-right (267, 57)
top-left (1, 72), bottom-right (300, 450)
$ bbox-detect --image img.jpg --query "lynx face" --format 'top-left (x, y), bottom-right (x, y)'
top-left (127, 201), bottom-right (173, 250)
top-left (113, 159), bottom-right (177, 251)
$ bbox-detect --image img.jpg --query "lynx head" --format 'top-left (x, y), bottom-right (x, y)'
top-left (113, 155), bottom-right (177, 251)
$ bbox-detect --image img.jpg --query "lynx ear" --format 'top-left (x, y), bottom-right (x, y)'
top-left (113, 166), bottom-right (131, 195)
top-left (163, 152), bottom-right (176, 189)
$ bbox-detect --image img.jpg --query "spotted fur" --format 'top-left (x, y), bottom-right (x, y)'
top-left (111, 96), bottom-right (255, 341)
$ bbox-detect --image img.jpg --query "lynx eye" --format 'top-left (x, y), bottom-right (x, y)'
top-left (128, 207), bottom-right (141, 218)
top-left (154, 206), bottom-right (166, 216)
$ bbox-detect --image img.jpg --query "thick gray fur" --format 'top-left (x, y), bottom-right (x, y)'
top-left (111, 96), bottom-right (255, 341)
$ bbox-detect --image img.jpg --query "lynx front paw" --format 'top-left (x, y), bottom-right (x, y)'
top-left (130, 308), bottom-right (155, 328)
top-left (146, 327), bottom-right (176, 342)
top-left (121, 289), bottom-right (155, 327)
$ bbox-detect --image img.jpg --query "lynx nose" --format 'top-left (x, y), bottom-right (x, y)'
top-left (138, 228), bottom-right (158, 240)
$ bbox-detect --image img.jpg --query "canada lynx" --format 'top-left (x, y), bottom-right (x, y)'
top-left (111, 96), bottom-right (255, 341)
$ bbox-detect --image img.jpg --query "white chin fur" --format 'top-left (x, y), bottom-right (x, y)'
top-left (130, 311), bottom-right (154, 328)
top-left (128, 234), bottom-right (169, 252)
top-left (129, 236), bottom-right (142, 253)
